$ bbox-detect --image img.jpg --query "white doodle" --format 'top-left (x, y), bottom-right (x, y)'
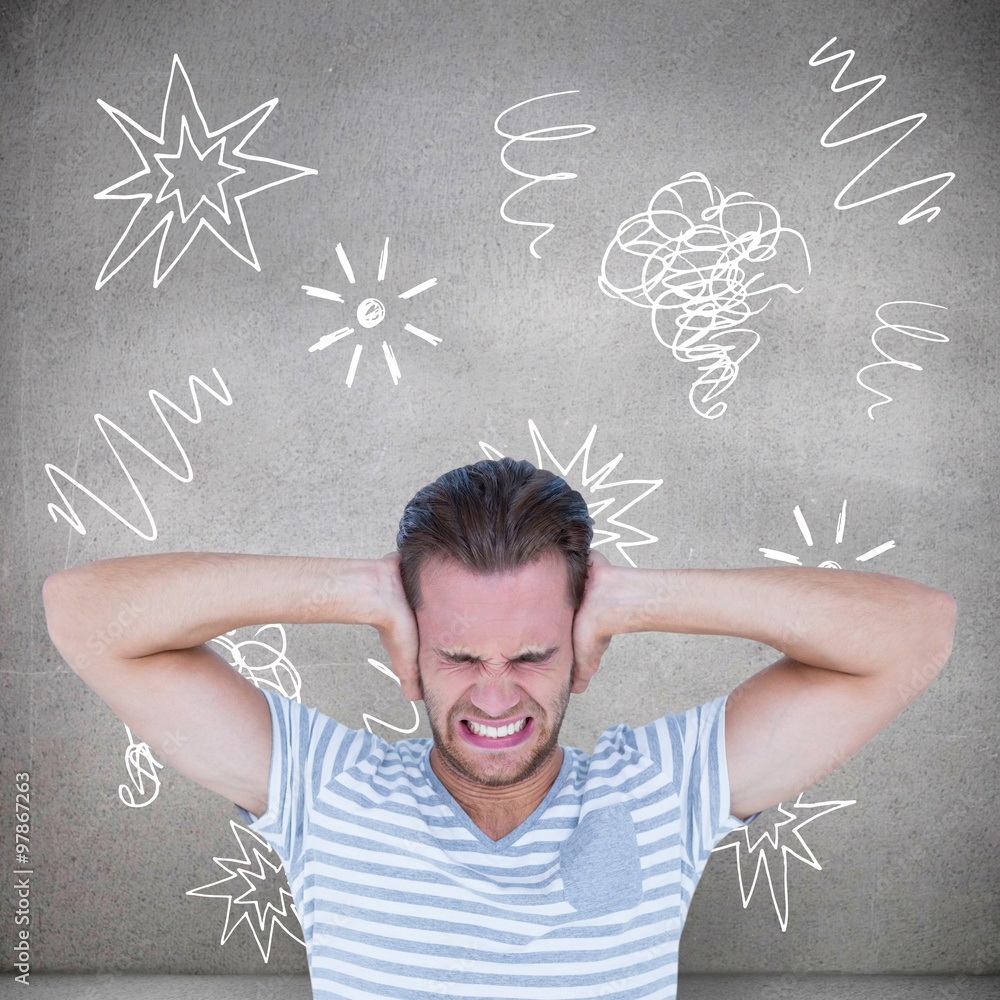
top-left (599, 172), bottom-right (809, 419)
top-left (210, 624), bottom-right (303, 702)
top-left (303, 238), bottom-right (440, 387)
top-left (759, 500), bottom-right (895, 568)
top-left (118, 725), bottom-right (164, 809)
top-left (95, 54), bottom-right (317, 288)
top-left (362, 658), bottom-right (420, 737)
top-left (480, 421), bottom-right (661, 566)
top-left (494, 91), bottom-right (595, 258)
top-left (187, 820), bottom-right (304, 961)
top-left (809, 37), bottom-right (955, 224)
top-left (712, 793), bottom-right (856, 932)
top-left (45, 368), bottom-right (232, 542)
top-left (856, 301), bottom-right (948, 419)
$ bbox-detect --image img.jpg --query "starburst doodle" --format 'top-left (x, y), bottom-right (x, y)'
top-left (480, 421), bottom-right (662, 566)
top-left (187, 820), bottom-right (304, 960)
top-left (95, 54), bottom-right (317, 288)
top-left (712, 793), bottom-right (855, 932)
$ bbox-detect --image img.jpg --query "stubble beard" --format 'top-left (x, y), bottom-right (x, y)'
top-left (424, 678), bottom-right (572, 789)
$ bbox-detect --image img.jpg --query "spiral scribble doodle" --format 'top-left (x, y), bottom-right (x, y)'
top-left (599, 172), bottom-right (809, 418)
top-left (494, 90), bottom-right (595, 259)
top-left (809, 37), bottom-right (955, 224)
top-left (118, 726), bottom-right (164, 808)
top-left (856, 300), bottom-right (948, 419)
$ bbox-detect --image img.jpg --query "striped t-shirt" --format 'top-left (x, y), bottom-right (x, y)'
top-left (237, 690), bottom-right (752, 999)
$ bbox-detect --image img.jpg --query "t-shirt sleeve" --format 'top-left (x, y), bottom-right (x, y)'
top-left (633, 692), bottom-right (760, 870)
top-left (233, 690), bottom-right (375, 865)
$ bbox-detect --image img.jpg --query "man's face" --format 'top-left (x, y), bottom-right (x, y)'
top-left (416, 550), bottom-right (575, 788)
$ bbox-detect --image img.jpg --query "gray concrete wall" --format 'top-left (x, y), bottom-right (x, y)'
top-left (2, 0), bottom-right (997, 981)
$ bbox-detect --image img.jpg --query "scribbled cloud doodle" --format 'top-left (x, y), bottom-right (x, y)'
top-left (495, 91), bottom-right (595, 258)
top-left (759, 500), bottom-right (895, 569)
top-left (302, 238), bottom-right (440, 387)
top-left (809, 37), bottom-right (955, 224)
top-left (480, 421), bottom-right (661, 566)
top-left (44, 368), bottom-right (232, 542)
top-left (712, 793), bottom-right (856, 932)
top-left (599, 172), bottom-right (809, 419)
top-left (95, 54), bottom-right (317, 288)
top-left (187, 820), bottom-right (304, 961)
top-left (857, 301), bottom-right (948, 419)
top-left (211, 624), bottom-right (304, 702)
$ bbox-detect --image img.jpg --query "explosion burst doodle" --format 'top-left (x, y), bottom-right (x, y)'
top-left (598, 172), bottom-right (810, 419)
top-left (302, 238), bottom-right (441, 387)
top-left (480, 421), bottom-right (662, 566)
top-left (187, 820), bottom-right (304, 960)
top-left (95, 54), bottom-right (317, 288)
top-left (759, 500), bottom-right (895, 568)
top-left (712, 793), bottom-right (855, 932)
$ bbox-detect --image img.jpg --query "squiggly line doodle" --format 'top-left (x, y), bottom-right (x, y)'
top-left (712, 793), bottom-right (856, 933)
top-left (45, 368), bottom-right (232, 542)
top-left (495, 90), bottom-right (595, 258)
top-left (95, 54), bottom-right (317, 288)
top-left (856, 301), bottom-right (948, 419)
top-left (809, 37), bottom-right (955, 224)
top-left (362, 658), bottom-right (420, 737)
top-left (481, 421), bottom-right (661, 566)
top-left (599, 172), bottom-right (809, 419)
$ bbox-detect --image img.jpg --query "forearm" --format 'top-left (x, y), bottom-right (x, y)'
top-left (608, 565), bottom-right (956, 678)
top-left (43, 553), bottom-right (384, 664)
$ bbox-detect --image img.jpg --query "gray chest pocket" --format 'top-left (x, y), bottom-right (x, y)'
top-left (559, 802), bottom-right (644, 918)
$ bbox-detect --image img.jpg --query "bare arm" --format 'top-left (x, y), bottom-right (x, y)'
top-left (43, 553), bottom-right (418, 817)
top-left (572, 557), bottom-right (957, 819)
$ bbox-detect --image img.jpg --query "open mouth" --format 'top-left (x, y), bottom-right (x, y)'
top-left (459, 716), bottom-right (534, 748)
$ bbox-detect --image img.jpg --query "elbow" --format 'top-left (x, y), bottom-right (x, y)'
top-left (42, 567), bottom-right (95, 671)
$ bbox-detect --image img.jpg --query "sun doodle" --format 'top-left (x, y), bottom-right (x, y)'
top-left (759, 499), bottom-right (895, 569)
top-left (302, 238), bottom-right (441, 387)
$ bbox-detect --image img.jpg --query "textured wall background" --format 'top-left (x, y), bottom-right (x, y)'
top-left (1, 0), bottom-right (997, 979)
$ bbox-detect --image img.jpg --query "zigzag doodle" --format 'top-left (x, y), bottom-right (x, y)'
top-left (45, 368), bottom-right (232, 542)
top-left (809, 37), bottom-right (955, 224)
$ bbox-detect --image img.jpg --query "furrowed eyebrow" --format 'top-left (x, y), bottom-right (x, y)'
top-left (433, 647), bottom-right (558, 665)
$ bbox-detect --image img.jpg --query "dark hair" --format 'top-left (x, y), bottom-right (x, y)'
top-left (396, 457), bottom-right (593, 611)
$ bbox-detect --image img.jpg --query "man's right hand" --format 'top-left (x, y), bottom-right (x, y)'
top-left (370, 553), bottom-right (421, 703)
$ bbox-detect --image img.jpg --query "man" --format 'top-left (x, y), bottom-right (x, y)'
top-left (44, 457), bottom-right (956, 999)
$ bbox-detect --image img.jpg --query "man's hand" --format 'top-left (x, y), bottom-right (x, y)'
top-left (371, 554), bottom-right (421, 702)
top-left (571, 552), bottom-right (622, 694)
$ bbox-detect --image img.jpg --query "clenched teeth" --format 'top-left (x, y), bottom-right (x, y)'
top-left (467, 718), bottom-right (528, 739)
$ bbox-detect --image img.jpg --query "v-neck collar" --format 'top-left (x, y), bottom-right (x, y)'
top-left (420, 743), bottom-right (575, 851)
